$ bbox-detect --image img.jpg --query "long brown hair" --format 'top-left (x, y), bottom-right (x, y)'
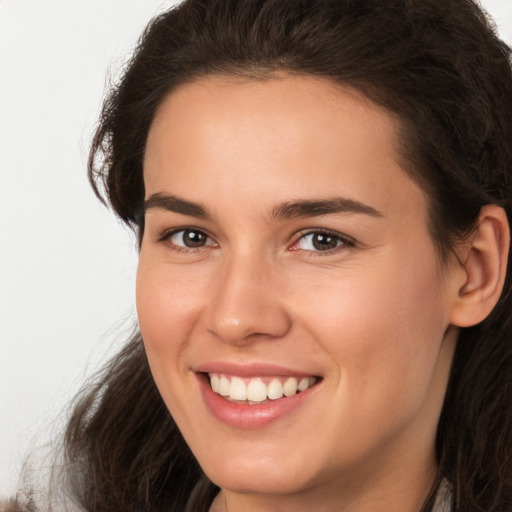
top-left (9, 1), bottom-right (512, 510)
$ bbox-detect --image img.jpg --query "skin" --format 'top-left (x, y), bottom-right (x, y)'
top-left (137, 75), bottom-right (465, 512)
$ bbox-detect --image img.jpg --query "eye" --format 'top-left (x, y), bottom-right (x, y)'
top-left (167, 229), bottom-right (217, 249)
top-left (292, 231), bottom-right (351, 252)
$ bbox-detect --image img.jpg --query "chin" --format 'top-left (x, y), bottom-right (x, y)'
top-left (208, 470), bottom-right (307, 496)
top-left (200, 453), bottom-right (314, 496)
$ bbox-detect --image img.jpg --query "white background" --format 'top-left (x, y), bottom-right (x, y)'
top-left (1, 0), bottom-right (511, 499)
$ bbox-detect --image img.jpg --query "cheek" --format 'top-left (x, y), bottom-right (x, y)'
top-left (296, 247), bottom-right (449, 422)
top-left (136, 248), bottom-right (209, 333)
top-left (135, 255), bottom-right (204, 382)
top-left (135, 257), bottom-right (210, 435)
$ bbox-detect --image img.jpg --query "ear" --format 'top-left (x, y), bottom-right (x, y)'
top-left (450, 205), bottom-right (510, 327)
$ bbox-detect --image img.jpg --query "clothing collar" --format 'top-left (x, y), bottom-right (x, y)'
top-left (432, 480), bottom-right (452, 512)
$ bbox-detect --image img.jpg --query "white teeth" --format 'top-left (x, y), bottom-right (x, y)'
top-left (219, 375), bottom-right (230, 396)
top-left (283, 377), bottom-right (298, 397)
top-left (208, 373), bottom-right (317, 403)
top-left (267, 378), bottom-right (284, 400)
top-left (298, 377), bottom-right (310, 392)
top-left (229, 376), bottom-right (247, 400)
top-left (210, 374), bottom-right (220, 393)
top-left (247, 379), bottom-right (267, 402)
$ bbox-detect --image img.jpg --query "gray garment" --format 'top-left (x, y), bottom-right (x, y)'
top-left (433, 480), bottom-right (452, 512)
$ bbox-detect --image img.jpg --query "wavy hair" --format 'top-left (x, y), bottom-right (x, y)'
top-left (8, 1), bottom-right (512, 510)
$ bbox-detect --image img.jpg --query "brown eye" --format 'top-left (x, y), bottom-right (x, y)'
top-left (183, 230), bottom-right (207, 247)
top-left (311, 233), bottom-right (339, 251)
top-left (169, 229), bottom-right (215, 248)
top-left (295, 231), bottom-right (346, 252)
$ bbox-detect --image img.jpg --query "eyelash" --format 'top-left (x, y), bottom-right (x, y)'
top-left (290, 229), bottom-right (355, 256)
top-left (157, 228), bottom-right (218, 254)
top-left (156, 228), bottom-right (355, 256)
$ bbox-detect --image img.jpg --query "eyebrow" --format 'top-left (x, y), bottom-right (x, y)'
top-left (144, 192), bottom-right (383, 221)
top-left (144, 193), bottom-right (212, 220)
top-left (269, 197), bottom-right (383, 221)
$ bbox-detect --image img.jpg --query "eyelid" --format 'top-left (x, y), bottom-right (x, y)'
top-left (156, 227), bottom-right (218, 249)
top-left (154, 226), bottom-right (355, 255)
top-left (289, 228), bottom-right (356, 254)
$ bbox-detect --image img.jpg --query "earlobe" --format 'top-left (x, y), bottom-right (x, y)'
top-left (450, 205), bottom-right (510, 328)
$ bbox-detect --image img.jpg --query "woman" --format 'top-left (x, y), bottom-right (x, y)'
top-left (6, 0), bottom-right (512, 510)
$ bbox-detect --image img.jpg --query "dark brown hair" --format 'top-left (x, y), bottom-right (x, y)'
top-left (10, 0), bottom-right (512, 510)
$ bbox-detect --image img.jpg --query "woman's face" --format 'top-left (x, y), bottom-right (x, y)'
top-left (138, 76), bottom-right (461, 506)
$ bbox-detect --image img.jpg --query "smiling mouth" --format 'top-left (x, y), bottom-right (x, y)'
top-left (207, 372), bottom-right (319, 404)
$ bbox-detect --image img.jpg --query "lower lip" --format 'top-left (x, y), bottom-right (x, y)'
top-left (197, 374), bottom-right (319, 429)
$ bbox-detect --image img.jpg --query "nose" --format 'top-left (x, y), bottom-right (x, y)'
top-left (205, 252), bottom-right (292, 345)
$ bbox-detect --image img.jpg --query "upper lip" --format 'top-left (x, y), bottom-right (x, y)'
top-left (195, 361), bottom-right (320, 378)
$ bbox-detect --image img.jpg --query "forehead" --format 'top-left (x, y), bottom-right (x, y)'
top-left (146, 74), bottom-right (402, 168)
top-left (143, 74), bottom-right (426, 225)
